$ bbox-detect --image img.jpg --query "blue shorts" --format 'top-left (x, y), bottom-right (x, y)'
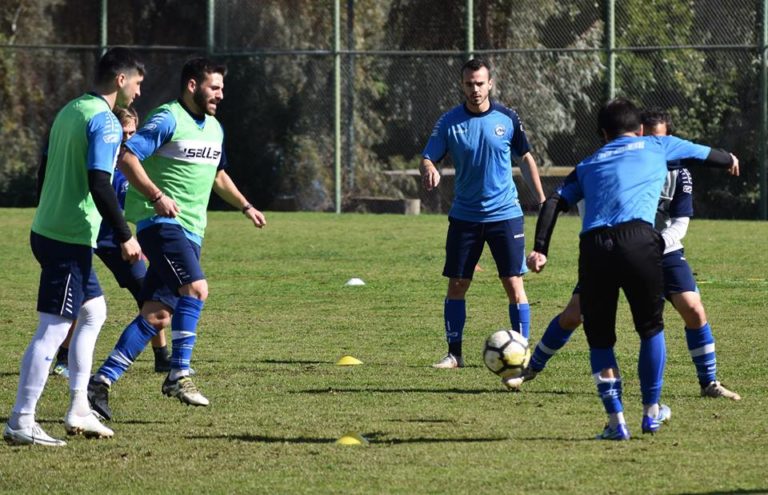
top-left (443, 216), bottom-right (527, 279)
top-left (137, 223), bottom-right (205, 309)
top-left (30, 231), bottom-right (102, 319)
top-left (94, 247), bottom-right (147, 307)
top-left (662, 248), bottom-right (698, 296)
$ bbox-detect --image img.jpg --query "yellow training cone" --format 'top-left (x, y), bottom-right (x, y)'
top-left (336, 432), bottom-right (368, 446)
top-left (336, 355), bottom-right (363, 366)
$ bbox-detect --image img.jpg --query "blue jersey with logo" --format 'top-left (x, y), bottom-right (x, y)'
top-left (557, 135), bottom-right (710, 233)
top-left (422, 101), bottom-right (531, 222)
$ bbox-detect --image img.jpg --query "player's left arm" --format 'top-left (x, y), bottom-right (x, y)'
top-left (509, 111), bottom-right (546, 205)
top-left (527, 170), bottom-right (580, 272)
top-left (517, 152), bottom-right (546, 205)
top-left (213, 169), bottom-right (266, 228)
top-left (660, 136), bottom-right (740, 176)
top-left (86, 111), bottom-right (141, 262)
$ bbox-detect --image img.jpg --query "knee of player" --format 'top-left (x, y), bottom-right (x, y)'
top-left (82, 295), bottom-right (108, 326)
top-left (559, 308), bottom-right (582, 330)
top-left (181, 280), bottom-right (209, 302)
top-left (559, 296), bottom-right (582, 330)
top-left (677, 301), bottom-right (707, 328)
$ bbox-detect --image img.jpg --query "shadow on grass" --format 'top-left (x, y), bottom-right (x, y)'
top-left (187, 432), bottom-right (507, 445)
top-left (0, 372), bottom-right (18, 377)
top-left (257, 359), bottom-right (328, 365)
top-left (674, 491), bottom-right (768, 495)
top-left (293, 387), bottom-right (588, 396)
top-left (294, 387), bottom-right (505, 395)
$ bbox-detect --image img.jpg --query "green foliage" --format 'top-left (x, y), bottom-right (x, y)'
top-left (1, 209), bottom-right (767, 493)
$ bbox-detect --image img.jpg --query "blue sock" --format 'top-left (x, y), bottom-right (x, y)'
top-left (98, 315), bottom-right (158, 383)
top-left (685, 323), bottom-right (717, 387)
top-left (590, 348), bottom-right (623, 414)
top-left (638, 330), bottom-right (666, 405)
top-left (444, 299), bottom-right (466, 356)
top-left (509, 303), bottom-right (531, 339)
top-left (171, 296), bottom-right (204, 372)
top-left (529, 315), bottom-right (575, 372)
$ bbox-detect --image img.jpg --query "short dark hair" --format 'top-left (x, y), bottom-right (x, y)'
top-left (598, 98), bottom-right (641, 140)
top-left (461, 58), bottom-right (492, 79)
top-left (96, 47), bottom-right (145, 86)
top-left (640, 108), bottom-right (673, 135)
top-left (180, 57), bottom-right (227, 93)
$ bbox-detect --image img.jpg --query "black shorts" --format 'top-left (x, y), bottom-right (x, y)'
top-left (578, 221), bottom-right (665, 348)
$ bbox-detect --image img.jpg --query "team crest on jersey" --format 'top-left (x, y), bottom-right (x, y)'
top-left (494, 124), bottom-right (505, 137)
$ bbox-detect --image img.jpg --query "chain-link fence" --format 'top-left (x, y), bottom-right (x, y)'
top-left (1, 0), bottom-right (764, 218)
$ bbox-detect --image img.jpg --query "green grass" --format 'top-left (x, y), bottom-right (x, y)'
top-left (1, 209), bottom-right (767, 494)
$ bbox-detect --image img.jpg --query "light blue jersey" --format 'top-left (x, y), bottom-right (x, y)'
top-left (558, 135), bottom-right (710, 233)
top-left (422, 102), bottom-right (531, 222)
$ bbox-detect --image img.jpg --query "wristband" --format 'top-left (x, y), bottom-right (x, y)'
top-left (242, 203), bottom-right (254, 214)
top-left (150, 191), bottom-right (163, 204)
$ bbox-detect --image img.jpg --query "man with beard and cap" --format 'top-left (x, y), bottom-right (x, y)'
top-left (87, 58), bottom-right (266, 422)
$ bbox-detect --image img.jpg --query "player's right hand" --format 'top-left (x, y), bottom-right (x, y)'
top-left (153, 195), bottom-right (181, 218)
top-left (421, 165), bottom-right (440, 191)
top-left (120, 237), bottom-right (142, 263)
top-left (526, 251), bottom-right (547, 273)
top-left (728, 154), bottom-right (740, 176)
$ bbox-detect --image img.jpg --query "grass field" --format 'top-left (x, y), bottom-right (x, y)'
top-left (0, 209), bottom-right (766, 494)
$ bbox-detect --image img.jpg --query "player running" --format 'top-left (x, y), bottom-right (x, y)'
top-left (3, 48), bottom-right (144, 446)
top-left (87, 58), bottom-right (266, 421)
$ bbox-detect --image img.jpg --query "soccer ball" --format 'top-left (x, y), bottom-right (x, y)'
top-left (483, 329), bottom-right (531, 379)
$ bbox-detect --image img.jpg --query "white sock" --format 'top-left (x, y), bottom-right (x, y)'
top-left (9, 312), bottom-right (72, 427)
top-left (68, 390), bottom-right (91, 417)
top-left (643, 403), bottom-right (660, 418)
top-left (68, 296), bottom-right (107, 394)
top-left (168, 368), bottom-right (190, 381)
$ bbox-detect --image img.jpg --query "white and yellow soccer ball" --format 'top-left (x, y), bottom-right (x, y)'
top-left (483, 329), bottom-right (531, 379)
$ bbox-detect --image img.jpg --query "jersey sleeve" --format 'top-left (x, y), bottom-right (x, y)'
top-left (659, 136), bottom-right (710, 162)
top-left (557, 169), bottom-right (582, 206)
top-left (218, 148), bottom-right (229, 171)
top-left (85, 111), bottom-right (122, 173)
top-left (124, 109), bottom-right (177, 160)
top-left (668, 168), bottom-right (694, 219)
top-left (422, 114), bottom-right (448, 163)
top-left (509, 111), bottom-right (531, 157)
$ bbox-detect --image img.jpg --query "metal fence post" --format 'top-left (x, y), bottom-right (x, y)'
top-left (334, 0), bottom-right (342, 213)
top-left (207, 0), bottom-right (215, 55)
top-left (346, 0), bottom-right (356, 191)
top-left (466, 0), bottom-right (474, 59)
top-left (760, 0), bottom-right (768, 219)
top-left (100, 0), bottom-right (107, 56)
top-left (605, 0), bottom-right (616, 100)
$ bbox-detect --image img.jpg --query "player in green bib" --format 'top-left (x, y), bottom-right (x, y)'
top-left (4, 48), bottom-right (144, 447)
top-left (88, 58), bottom-right (266, 420)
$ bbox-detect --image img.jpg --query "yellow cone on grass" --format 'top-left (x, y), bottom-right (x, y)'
top-left (336, 431), bottom-right (369, 445)
top-left (336, 355), bottom-right (363, 366)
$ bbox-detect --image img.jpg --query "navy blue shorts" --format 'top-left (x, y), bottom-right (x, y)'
top-left (31, 231), bottom-right (102, 319)
top-left (94, 247), bottom-right (147, 307)
top-left (443, 216), bottom-right (527, 279)
top-left (137, 223), bottom-right (204, 309)
top-left (662, 248), bottom-right (698, 296)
